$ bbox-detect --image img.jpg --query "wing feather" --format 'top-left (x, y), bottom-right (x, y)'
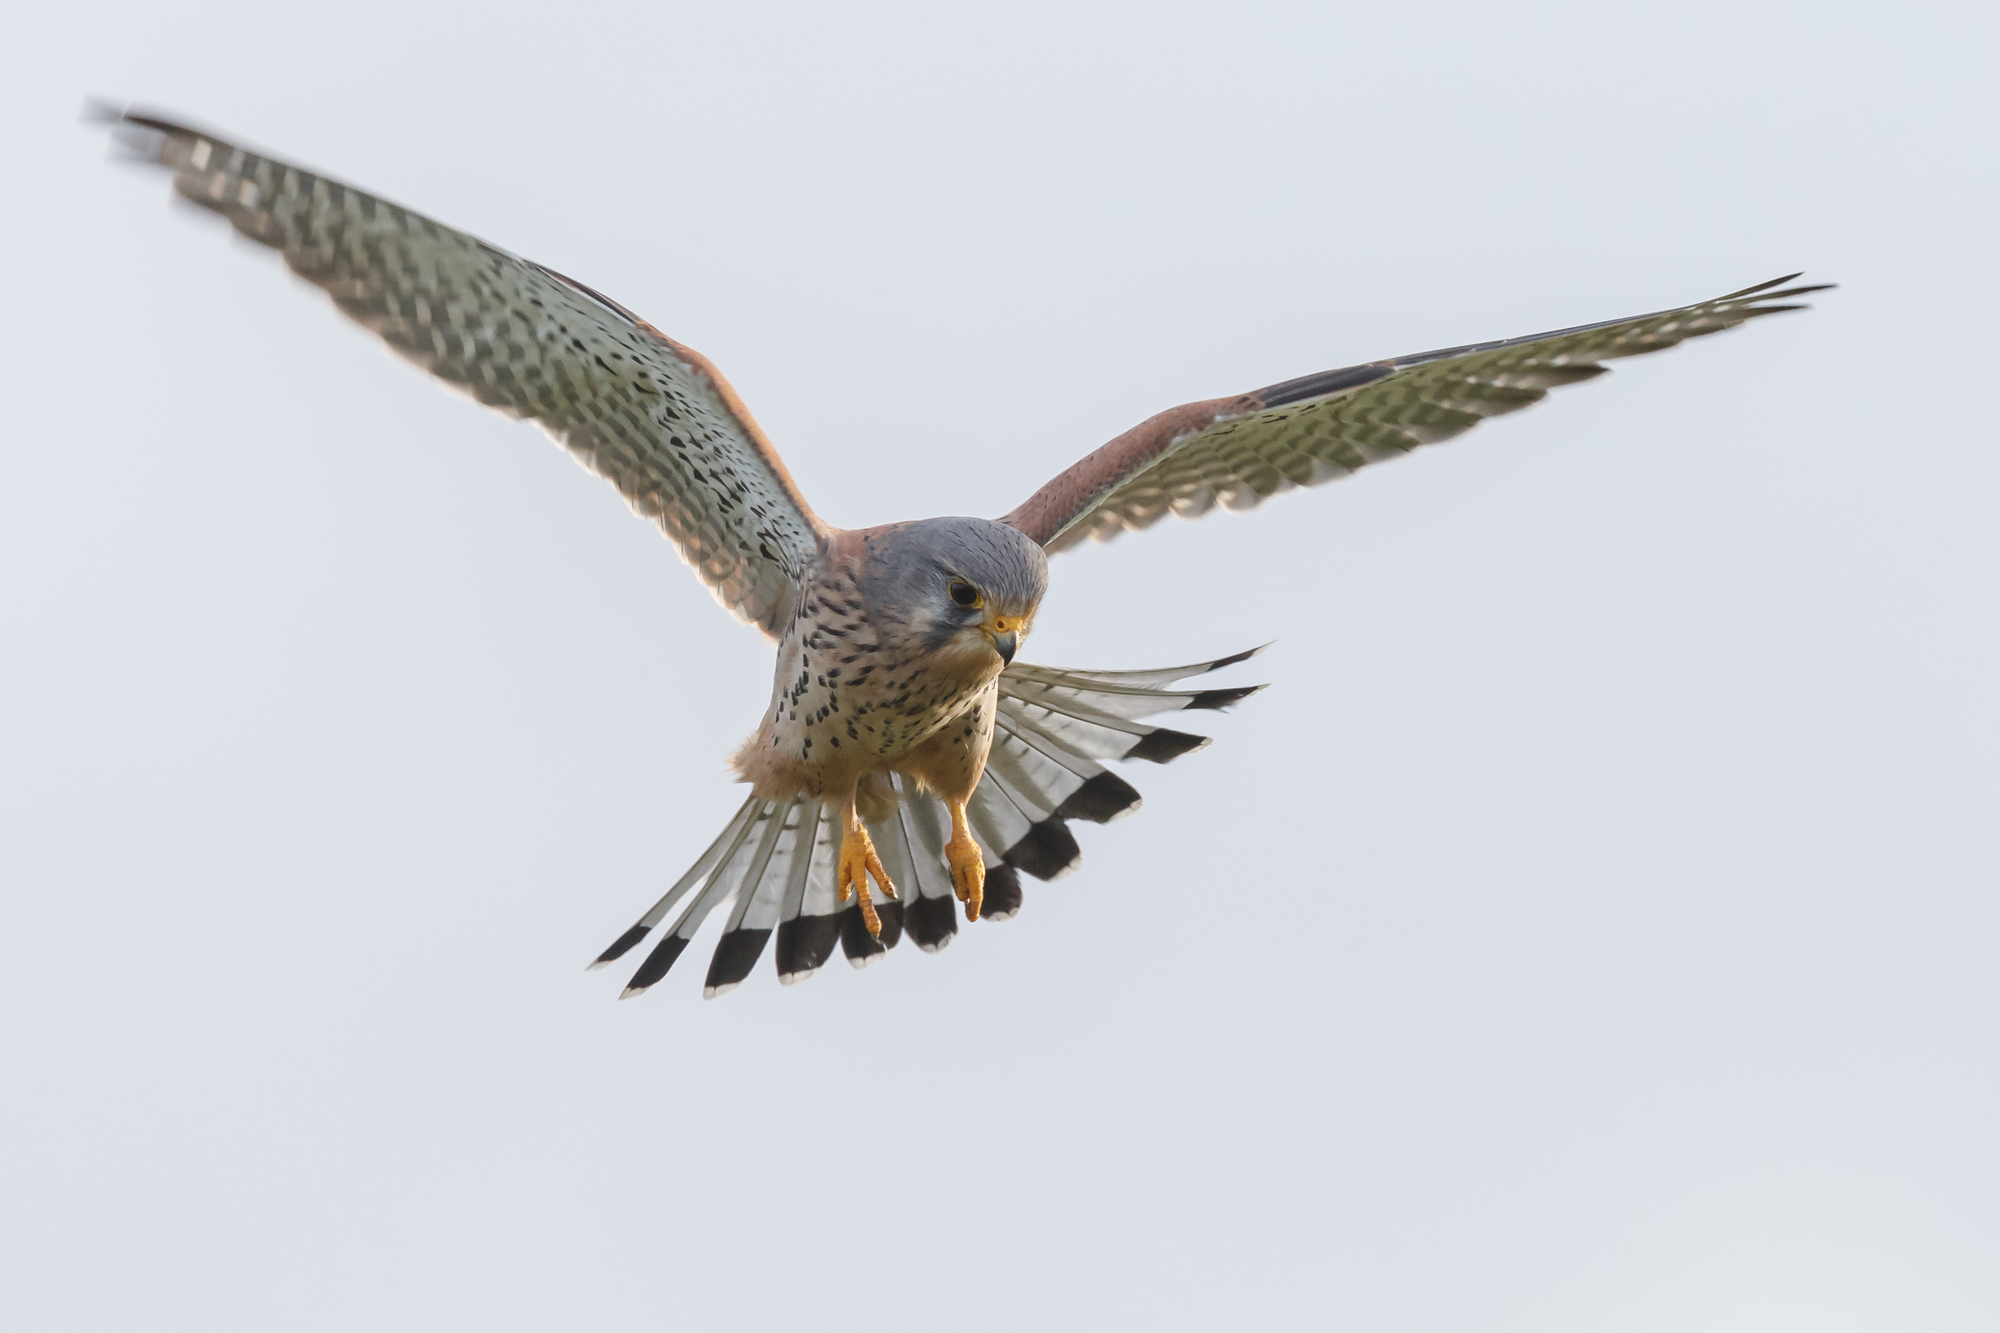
top-left (104, 109), bottom-right (828, 636)
top-left (1001, 277), bottom-right (1828, 553)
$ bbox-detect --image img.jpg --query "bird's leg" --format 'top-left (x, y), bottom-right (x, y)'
top-left (945, 799), bottom-right (986, 922)
top-left (835, 799), bottom-right (897, 937)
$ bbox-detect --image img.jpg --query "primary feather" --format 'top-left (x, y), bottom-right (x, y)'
top-left (1002, 276), bottom-right (1829, 552)
top-left (104, 108), bottom-right (825, 637)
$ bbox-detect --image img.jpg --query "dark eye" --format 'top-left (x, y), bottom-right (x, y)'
top-left (948, 579), bottom-right (983, 609)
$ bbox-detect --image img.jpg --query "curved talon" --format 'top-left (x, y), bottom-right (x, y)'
top-left (837, 822), bottom-right (896, 937)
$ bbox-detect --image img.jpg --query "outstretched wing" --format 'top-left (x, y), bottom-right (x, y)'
top-left (1000, 276), bottom-right (1829, 553)
top-left (103, 109), bottom-right (829, 637)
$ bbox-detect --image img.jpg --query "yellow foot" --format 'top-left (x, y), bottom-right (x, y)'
top-left (836, 822), bottom-right (897, 937)
top-left (945, 824), bottom-right (986, 923)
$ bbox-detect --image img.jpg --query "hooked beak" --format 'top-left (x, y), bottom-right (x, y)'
top-left (986, 616), bottom-right (1019, 665)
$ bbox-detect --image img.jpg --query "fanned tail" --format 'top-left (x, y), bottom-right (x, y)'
top-left (591, 644), bottom-right (1268, 998)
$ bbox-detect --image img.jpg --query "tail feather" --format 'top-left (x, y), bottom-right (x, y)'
top-left (776, 803), bottom-right (845, 984)
top-left (981, 863), bottom-right (1026, 921)
top-left (640, 804), bottom-right (771, 991)
top-left (597, 646), bottom-right (1266, 998)
top-left (966, 778), bottom-right (1041, 871)
top-left (1003, 656), bottom-right (1270, 721)
top-left (703, 800), bottom-right (812, 998)
top-left (902, 894), bottom-right (961, 953)
top-left (838, 897), bottom-right (904, 967)
top-left (978, 744), bottom-right (1061, 824)
top-left (1055, 772), bottom-right (1144, 823)
top-left (887, 782), bottom-right (962, 954)
top-left (1036, 644), bottom-right (1268, 689)
top-left (587, 794), bottom-right (761, 970)
top-left (987, 715), bottom-right (1140, 822)
top-left (839, 789), bottom-right (920, 967)
top-left (618, 801), bottom-right (766, 998)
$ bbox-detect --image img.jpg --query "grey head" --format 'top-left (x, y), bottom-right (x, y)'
top-left (857, 516), bottom-right (1049, 668)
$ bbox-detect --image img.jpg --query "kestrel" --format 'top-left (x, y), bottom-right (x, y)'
top-left (100, 108), bottom-right (1827, 999)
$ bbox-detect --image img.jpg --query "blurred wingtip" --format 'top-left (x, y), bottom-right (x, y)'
top-left (1186, 682), bottom-right (1268, 711)
top-left (1721, 273), bottom-right (1837, 307)
top-left (1206, 640), bottom-right (1275, 672)
top-left (1721, 272), bottom-right (1803, 300)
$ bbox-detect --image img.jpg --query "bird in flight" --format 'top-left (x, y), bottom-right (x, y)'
top-left (99, 107), bottom-right (1827, 1000)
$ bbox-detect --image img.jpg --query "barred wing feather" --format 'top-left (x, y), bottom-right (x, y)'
top-left (1003, 276), bottom-right (1829, 553)
top-left (105, 109), bottom-right (826, 637)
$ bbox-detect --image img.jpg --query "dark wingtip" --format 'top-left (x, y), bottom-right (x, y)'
top-left (588, 923), bottom-right (652, 970)
top-left (1053, 771), bottom-right (1143, 824)
top-left (1742, 285), bottom-right (1835, 316)
top-left (620, 933), bottom-right (691, 997)
top-left (1723, 273), bottom-right (1836, 305)
top-left (1127, 728), bottom-right (1212, 764)
top-left (108, 108), bottom-right (208, 138)
top-left (1186, 683), bottom-right (1268, 711)
top-left (95, 108), bottom-right (196, 168)
top-left (1721, 272), bottom-right (1802, 299)
top-left (1203, 641), bottom-right (1274, 673)
top-left (1254, 360), bottom-right (1397, 410)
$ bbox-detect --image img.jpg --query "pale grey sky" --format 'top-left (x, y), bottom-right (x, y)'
top-left (3, 3), bottom-right (1996, 1329)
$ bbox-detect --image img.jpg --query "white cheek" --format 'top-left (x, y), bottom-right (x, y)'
top-left (935, 626), bottom-right (995, 670)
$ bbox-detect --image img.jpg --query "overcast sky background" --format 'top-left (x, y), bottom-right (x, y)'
top-left (3, 3), bottom-right (1995, 1329)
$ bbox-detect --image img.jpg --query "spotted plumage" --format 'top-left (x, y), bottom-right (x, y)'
top-left (98, 105), bottom-right (1828, 1000)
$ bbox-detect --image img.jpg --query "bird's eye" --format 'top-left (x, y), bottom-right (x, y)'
top-left (948, 579), bottom-right (983, 609)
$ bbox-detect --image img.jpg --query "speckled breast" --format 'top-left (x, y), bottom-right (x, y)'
top-left (760, 566), bottom-right (998, 779)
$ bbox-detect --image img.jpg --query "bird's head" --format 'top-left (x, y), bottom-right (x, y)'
top-left (863, 517), bottom-right (1048, 673)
